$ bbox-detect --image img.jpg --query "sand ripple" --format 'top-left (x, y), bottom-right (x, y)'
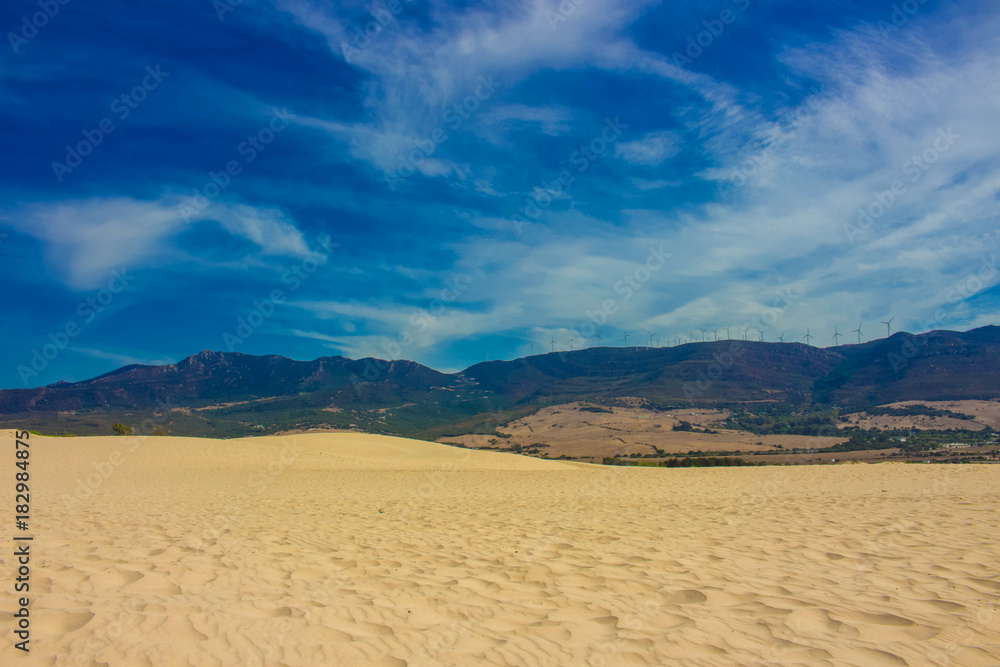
top-left (1, 432), bottom-right (998, 665)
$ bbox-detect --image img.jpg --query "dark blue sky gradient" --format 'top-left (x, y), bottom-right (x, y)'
top-left (1, 0), bottom-right (997, 387)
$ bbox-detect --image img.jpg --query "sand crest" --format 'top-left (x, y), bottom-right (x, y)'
top-left (1, 431), bottom-right (998, 665)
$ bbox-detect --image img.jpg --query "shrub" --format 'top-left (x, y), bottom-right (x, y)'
top-left (579, 406), bottom-right (613, 414)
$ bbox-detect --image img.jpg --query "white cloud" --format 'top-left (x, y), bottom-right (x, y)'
top-left (291, 296), bottom-right (525, 360)
top-left (478, 103), bottom-right (577, 139)
top-left (212, 205), bottom-right (310, 257)
top-left (269, 3), bottom-right (1000, 364)
top-left (631, 178), bottom-right (681, 190)
top-left (615, 130), bottom-right (681, 166)
top-left (6, 197), bottom-right (310, 289)
top-left (276, 0), bottom-right (720, 183)
top-left (416, 12), bottom-right (999, 349)
top-left (75, 348), bottom-right (174, 367)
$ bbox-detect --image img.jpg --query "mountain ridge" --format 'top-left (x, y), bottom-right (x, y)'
top-left (3, 326), bottom-right (998, 438)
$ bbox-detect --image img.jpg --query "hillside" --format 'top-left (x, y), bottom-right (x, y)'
top-left (2, 326), bottom-right (998, 438)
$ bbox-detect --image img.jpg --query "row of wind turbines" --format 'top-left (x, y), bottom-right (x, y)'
top-left (483, 318), bottom-right (897, 361)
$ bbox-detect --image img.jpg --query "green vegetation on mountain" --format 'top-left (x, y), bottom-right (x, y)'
top-left (865, 404), bottom-right (975, 420)
top-left (725, 404), bottom-right (841, 436)
top-left (2, 327), bottom-right (999, 441)
top-left (827, 426), bottom-right (996, 453)
top-left (603, 456), bottom-right (759, 467)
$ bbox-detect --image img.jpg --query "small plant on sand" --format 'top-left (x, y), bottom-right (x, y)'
top-left (112, 423), bottom-right (133, 436)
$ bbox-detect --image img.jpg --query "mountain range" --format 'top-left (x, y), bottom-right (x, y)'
top-left (3, 326), bottom-right (998, 438)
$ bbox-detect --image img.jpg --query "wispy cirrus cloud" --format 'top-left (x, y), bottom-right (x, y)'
top-left (615, 130), bottom-right (682, 166)
top-left (2, 0), bottom-right (999, 386)
top-left (75, 348), bottom-right (175, 368)
top-left (6, 197), bottom-right (310, 289)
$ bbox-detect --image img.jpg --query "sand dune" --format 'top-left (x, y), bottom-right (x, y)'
top-left (1, 431), bottom-right (998, 665)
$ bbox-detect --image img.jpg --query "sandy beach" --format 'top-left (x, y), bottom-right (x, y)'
top-left (2, 431), bottom-right (998, 665)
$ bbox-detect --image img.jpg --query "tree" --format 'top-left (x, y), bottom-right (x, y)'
top-left (112, 423), bottom-right (133, 436)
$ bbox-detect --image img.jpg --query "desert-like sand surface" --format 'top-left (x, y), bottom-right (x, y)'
top-left (2, 431), bottom-right (999, 665)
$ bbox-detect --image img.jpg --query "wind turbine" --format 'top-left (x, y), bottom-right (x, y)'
top-left (882, 317), bottom-right (894, 337)
top-left (623, 331), bottom-right (629, 347)
top-left (832, 327), bottom-right (842, 346)
top-left (713, 329), bottom-right (719, 341)
top-left (529, 341), bottom-right (535, 355)
top-left (699, 328), bottom-right (706, 342)
top-left (743, 327), bottom-right (750, 341)
top-left (647, 330), bottom-right (656, 347)
top-left (596, 328), bottom-right (603, 347)
top-left (507, 348), bottom-right (512, 361)
top-left (804, 329), bottom-right (812, 345)
top-left (759, 329), bottom-right (766, 342)
top-left (569, 336), bottom-right (575, 351)
top-left (550, 337), bottom-right (556, 353)
top-left (725, 325), bottom-right (731, 340)
top-left (675, 336), bottom-right (681, 346)
top-left (777, 332), bottom-right (785, 343)
top-left (854, 323), bottom-right (863, 344)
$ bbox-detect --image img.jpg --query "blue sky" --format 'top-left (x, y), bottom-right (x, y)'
top-left (2, 0), bottom-right (999, 388)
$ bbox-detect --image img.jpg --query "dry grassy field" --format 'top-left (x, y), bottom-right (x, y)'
top-left (841, 399), bottom-right (1000, 431)
top-left (439, 402), bottom-right (846, 459)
